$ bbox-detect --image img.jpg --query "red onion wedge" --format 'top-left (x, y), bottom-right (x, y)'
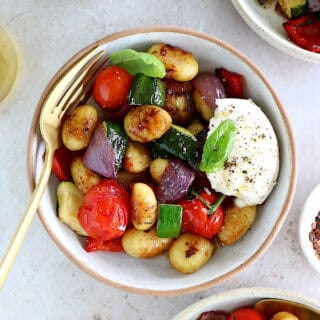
top-left (83, 122), bottom-right (117, 178)
top-left (192, 72), bottom-right (226, 113)
top-left (157, 159), bottom-right (195, 203)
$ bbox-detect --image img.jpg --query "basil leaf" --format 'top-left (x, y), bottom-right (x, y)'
top-left (200, 119), bottom-right (236, 173)
top-left (110, 49), bottom-right (166, 78)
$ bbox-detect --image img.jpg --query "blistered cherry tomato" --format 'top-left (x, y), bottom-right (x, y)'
top-left (179, 190), bottom-right (224, 239)
top-left (227, 308), bottom-right (265, 320)
top-left (93, 65), bottom-right (133, 110)
top-left (78, 179), bottom-right (130, 241)
top-left (85, 237), bottom-right (124, 252)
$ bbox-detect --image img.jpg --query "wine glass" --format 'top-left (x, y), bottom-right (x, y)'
top-left (0, 25), bottom-right (17, 102)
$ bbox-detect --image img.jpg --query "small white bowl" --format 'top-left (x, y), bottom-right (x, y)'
top-left (231, 0), bottom-right (320, 63)
top-left (27, 27), bottom-right (297, 295)
top-left (172, 287), bottom-right (320, 319)
top-left (299, 184), bottom-right (320, 273)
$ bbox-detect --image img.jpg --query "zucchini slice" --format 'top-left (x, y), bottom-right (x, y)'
top-left (152, 124), bottom-right (199, 169)
top-left (278, 0), bottom-right (307, 19)
top-left (104, 120), bottom-right (128, 170)
top-left (57, 181), bottom-right (87, 236)
top-left (128, 73), bottom-right (166, 107)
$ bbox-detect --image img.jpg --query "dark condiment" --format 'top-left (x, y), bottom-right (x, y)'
top-left (309, 211), bottom-right (320, 258)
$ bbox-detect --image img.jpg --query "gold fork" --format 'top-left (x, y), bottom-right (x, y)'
top-left (0, 45), bottom-right (109, 288)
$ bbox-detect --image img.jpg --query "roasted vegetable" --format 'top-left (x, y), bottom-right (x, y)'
top-left (83, 121), bottom-right (128, 178)
top-left (124, 105), bottom-right (172, 142)
top-left (197, 311), bottom-right (229, 320)
top-left (51, 145), bottom-right (75, 181)
top-left (148, 43), bottom-right (198, 81)
top-left (152, 124), bottom-right (199, 169)
top-left (156, 204), bottom-right (182, 238)
top-left (278, 0), bottom-right (307, 19)
top-left (78, 179), bottom-right (130, 241)
top-left (169, 232), bottom-right (214, 274)
top-left (85, 237), bottom-right (124, 252)
top-left (131, 183), bottom-right (157, 231)
top-left (92, 65), bottom-right (133, 110)
top-left (192, 73), bottom-right (226, 121)
top-left (216, 67), bottom-right (245, 99)
top-left (180, 190), bottom-right (225, 239)
top-left (128, 73), bottom-right (165, 107)
top-left (157, 159), bottom-right (195, 203)
top-left (283, 12), bottom-right (320, 53)
top-left (121, 226), bottom-right (174, 258)
top-left (57, 181), bottom-right (87, 236)
top-left (61, 104), bottom-right (98, 151)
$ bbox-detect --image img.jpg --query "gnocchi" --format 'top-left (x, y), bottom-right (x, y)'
top-left (149, 158), bottom-right (169, 183)
top-left (121, 227), bottom-right (174, 258)
top-left (123, 141), bottom-right (151, 173)
top-left (131, 183), bottom-right (157, 230)
top-left (62, 104), bottom-right (98, 151)
top-left (169, 233), bottom-right (214, 274)
top-left (217, 204), bottom-right (257, 246)
top-left (124, 105), bottom-right (172, 143)
top-left (148, 43), bottom-right (198, 81)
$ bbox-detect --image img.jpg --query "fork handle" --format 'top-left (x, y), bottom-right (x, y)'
top-left (0, 146), bottom-right (54, 289)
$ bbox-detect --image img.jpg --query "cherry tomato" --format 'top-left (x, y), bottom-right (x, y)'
top-left (93, 65), bottom-right (133, 110)
top-left (78, 179), bottom-right (130, 241)
top-left (85, 237), bottom-right (124, 252)
top-left (51, 145), bottom-right (75, 181)
top-left (216, 67), bottom-right (244, 99)
top-left (227, 308), bottom-right (265, 320)
top-left (283, 13), bottom-right (320, 53)
top-left (179, 190), bottom-right (224, 239)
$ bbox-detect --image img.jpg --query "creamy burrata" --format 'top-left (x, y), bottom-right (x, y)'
top-left (206, 98), bottom-right (279, 207)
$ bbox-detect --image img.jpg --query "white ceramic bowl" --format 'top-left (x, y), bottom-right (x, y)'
top-left (172, 287), bottom-right (320, 319)
top-left (231, 0), bottom-right (320, 63)
top-left (27, 27), bottom-right (297, 295)
top-left (299, 184), bottom-right (320, 273)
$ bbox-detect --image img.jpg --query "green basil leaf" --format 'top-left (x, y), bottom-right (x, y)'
top-left (200, 119), bottom-right (236, 173)
top-left (110, 49), bottom-right (166, 78)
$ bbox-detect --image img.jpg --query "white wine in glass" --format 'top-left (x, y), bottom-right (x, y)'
top-left (0, 26), bottom-right (17, 102)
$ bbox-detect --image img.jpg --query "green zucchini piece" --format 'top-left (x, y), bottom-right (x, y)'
top-left (57, 181), bottom-right (87, 236)
top-left (151, 124), bottom-right (199, 169)
top-left (278, 0), bottom-right (307, 18)
top-left (103, 120), bottom-right (128, 170)
top-left (156, 204), bottom-right (182, 238)
top-left (128, 73), bottom-right (166, 107)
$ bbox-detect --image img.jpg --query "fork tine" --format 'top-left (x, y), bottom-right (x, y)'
top-left (57, 53), bottom-right (110, 118)
top-left (54, 50), bottom-right (105, 111)
top-left (47, 45), bottom-right (100, 114)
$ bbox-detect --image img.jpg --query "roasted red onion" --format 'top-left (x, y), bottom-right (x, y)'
top-left (192, 72), bottom-right (226, 113)
top-left (157, 159), bottom-right (195, 203)
top-left (83, 122), bottom-right (117, 178)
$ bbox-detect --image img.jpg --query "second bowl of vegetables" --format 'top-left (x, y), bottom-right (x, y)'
top-left (29, 28), bottom-right (296, 295)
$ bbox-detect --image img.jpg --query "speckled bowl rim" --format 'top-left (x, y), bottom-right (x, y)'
top-left (171, 287), bottom-right (320, 319)
top-left (27, 26), bottom-right (297, 296)
top-left (231, 0), bottom-right (320, 64)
